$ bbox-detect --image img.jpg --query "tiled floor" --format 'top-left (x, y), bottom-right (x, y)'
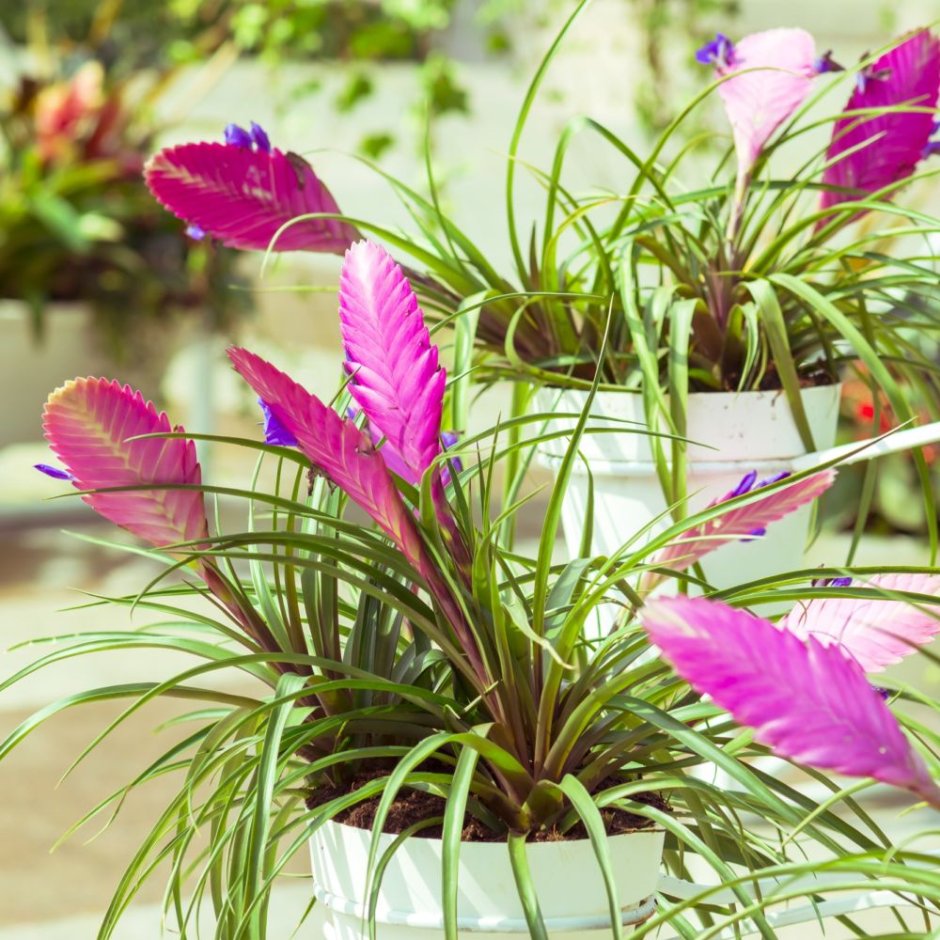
top-left (0, 492), bottom-right (938, 936)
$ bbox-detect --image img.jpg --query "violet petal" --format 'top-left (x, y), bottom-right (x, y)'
top-left (224, 123), bottom-right (253, 149)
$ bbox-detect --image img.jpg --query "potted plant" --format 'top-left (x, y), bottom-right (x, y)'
top-left (14, 240), bottom-right (940, 937)
top-left (143, 8), bottom-right (940, 587)
top-left (0, 50), bottom-right (247, 445)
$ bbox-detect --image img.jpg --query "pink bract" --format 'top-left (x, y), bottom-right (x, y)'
top-left (642, 595), bottom-right (940, 807)
top-left (42, 378), bottom-right (209, 553)
top-left (338, 240), bottom-right (445, 487)
top-left (821, 29), bottom-right (940, 211)
top-left (780, 572), bottom-right (940, 673)
top-left (144, 141), bottom-right (358, 253)
top-left (227, 347), bottom-right (427, 570)
top-left (642, 470), bottom-right (835, 590)
top-left (716, 28), bottom-right (817, 173)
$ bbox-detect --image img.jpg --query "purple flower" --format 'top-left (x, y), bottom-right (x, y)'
top-left (810, 574), bottom-right (853, 590)
top-left (924, 119), bottom-right (940, 159)
top-left (224, 121), bottom-right (273, 154)
top-left (185, 223), bottom-right (206, 241)
top-left (250, 122), bottom-right (271, 153)
top-left (224, 123), bottom-right (253, 149)
top-left (440, 430), bottom-right (463, 480)
top-left (696, 32), bottom-right (735, 69)
top-left (34, 463), bottom-right (74, 481)
top-left (721, 469), bottom-right (792, 540)
top-left (258, 399), bottom-right (298, 447)
top-left (814, 50), bottom-right (845, 74)
top-left (855, 63), bottom-right (892, 95)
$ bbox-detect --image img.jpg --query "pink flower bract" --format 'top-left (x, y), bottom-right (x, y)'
top-left (42, 378), bottom-right (209, 553)
top-left (780, 572), bottom-right (940, 673)
top-left (821, 29), bottom-right (940, 211)
top-left (716, 28), bottom-right (817, 173)
top-left (642, 595), bottom-right (940, 806)
top-left (227, 347), bottom-right (427, 570)
top-left (338, 241), bottom-right (445, 487)
top-left (642, 469), bottom-right (835, 590)
top-left (145, 141), bottom-right (358, 253)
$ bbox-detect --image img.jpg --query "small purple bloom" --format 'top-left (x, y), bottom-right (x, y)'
top-left (855, 63), bottom-right (892, 95)
top-left (811, 575), bottom-right (853, 588)
top-left (35, 463), bottom-right (74, 481)
top-left (258, 400), bottom-right (298, 447)
top-left (873, 685), bottom-right (892, 700)
top-left (814, 50), bottom-right (845, 74)
top-left (224, 123), bottom-right (253, 149)
top-left (441, 430), bottom-right (463, 480)
top-left (696, 32), bottom-right (735, 69)
top-left (186, 223), bottom-right (206, 241)
top-left (249, 122), bottom-right (271, 153)
top-left (727, 469), bottom-right (758, 499)
top-left (924, 122), bottom-right (940, 159)
top-left (722, 469), bottom-right (791, 541)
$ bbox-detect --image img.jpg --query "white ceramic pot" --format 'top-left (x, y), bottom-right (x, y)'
top-left (0, 299), bottom-right (187, 448)
top-left (534, 385), bottom-right (842, 590)
top-left (310, 820), bottom-right (665, 938)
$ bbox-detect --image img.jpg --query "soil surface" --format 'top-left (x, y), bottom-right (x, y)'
top-left (306, 764), bottom-right (668, 843)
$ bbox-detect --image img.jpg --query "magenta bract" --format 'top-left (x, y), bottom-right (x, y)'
top-left (145, 141), bottom-right (358, 253)
top-left (42, 378), bottom-right (209, 553)
top-left (227, 347), bottom-right (427, 570)
top-left (642, 469), bottom-right (835, 590)
top-left (642, 595), bottom-right (940, 806)
top-left (338, 240), bottom-right (446, 487)
top-left (821, 29), bottom-right (940, 211)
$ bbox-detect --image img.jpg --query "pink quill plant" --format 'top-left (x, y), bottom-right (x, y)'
top-left (41, 377), bottom-right (209, 553)
top-left (144, 122), bottom-right (358, 253)
top-left (821, 29), bottom-right (940, 213)
top-left (699, 27), bottom-right (818, 213)
top-left (642, 594), bottom-right (940, 807)
top-left (779, 572), bottom-right (940, 672)
top-left (640, 468), bottom-right (836, 592)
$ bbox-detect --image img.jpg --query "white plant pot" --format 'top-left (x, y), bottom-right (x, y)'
top-left (535, 385), bottom-right (842, 590)
top-left (310, 820), bottom-right (665, 939)
top-left (0, 299), bottom-right (187, 448)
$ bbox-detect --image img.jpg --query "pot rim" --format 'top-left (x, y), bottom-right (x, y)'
top-left (311, 881), bottom-right (658, 931)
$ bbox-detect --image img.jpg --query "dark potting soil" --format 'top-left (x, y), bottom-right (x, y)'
top-left (306, 764), bottom-right (668, 843)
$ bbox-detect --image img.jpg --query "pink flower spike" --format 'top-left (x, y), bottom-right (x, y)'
top-left (715, 28), bottom-right (817, 173)
top-left (821, 29), bottom-right (940, 212)
top-left (642, 596), bottom-right (940, 807)
top-left (227, 347), bottom-right (427, 569)
top-left (42, 378), bottom-right (209, 554)
top-left (145, 140), bottom-right (359, 253)
top-left (642, 469), bottom-right (835, 590)
top-left (780, 572), bottom-right (940, 673)
top-left (338, 241), bottom-right (445, 487)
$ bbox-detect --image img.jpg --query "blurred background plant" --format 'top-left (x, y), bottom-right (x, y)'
top-left (0, 3), bottom-right (249, 361)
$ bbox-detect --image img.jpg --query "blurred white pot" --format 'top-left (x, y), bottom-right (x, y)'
top-left (0, 299), bottom-right (187, 448)
top-left (310, 819), bottom-right (664, 939)
top-left (535, 384), bottom-right (842, 590)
